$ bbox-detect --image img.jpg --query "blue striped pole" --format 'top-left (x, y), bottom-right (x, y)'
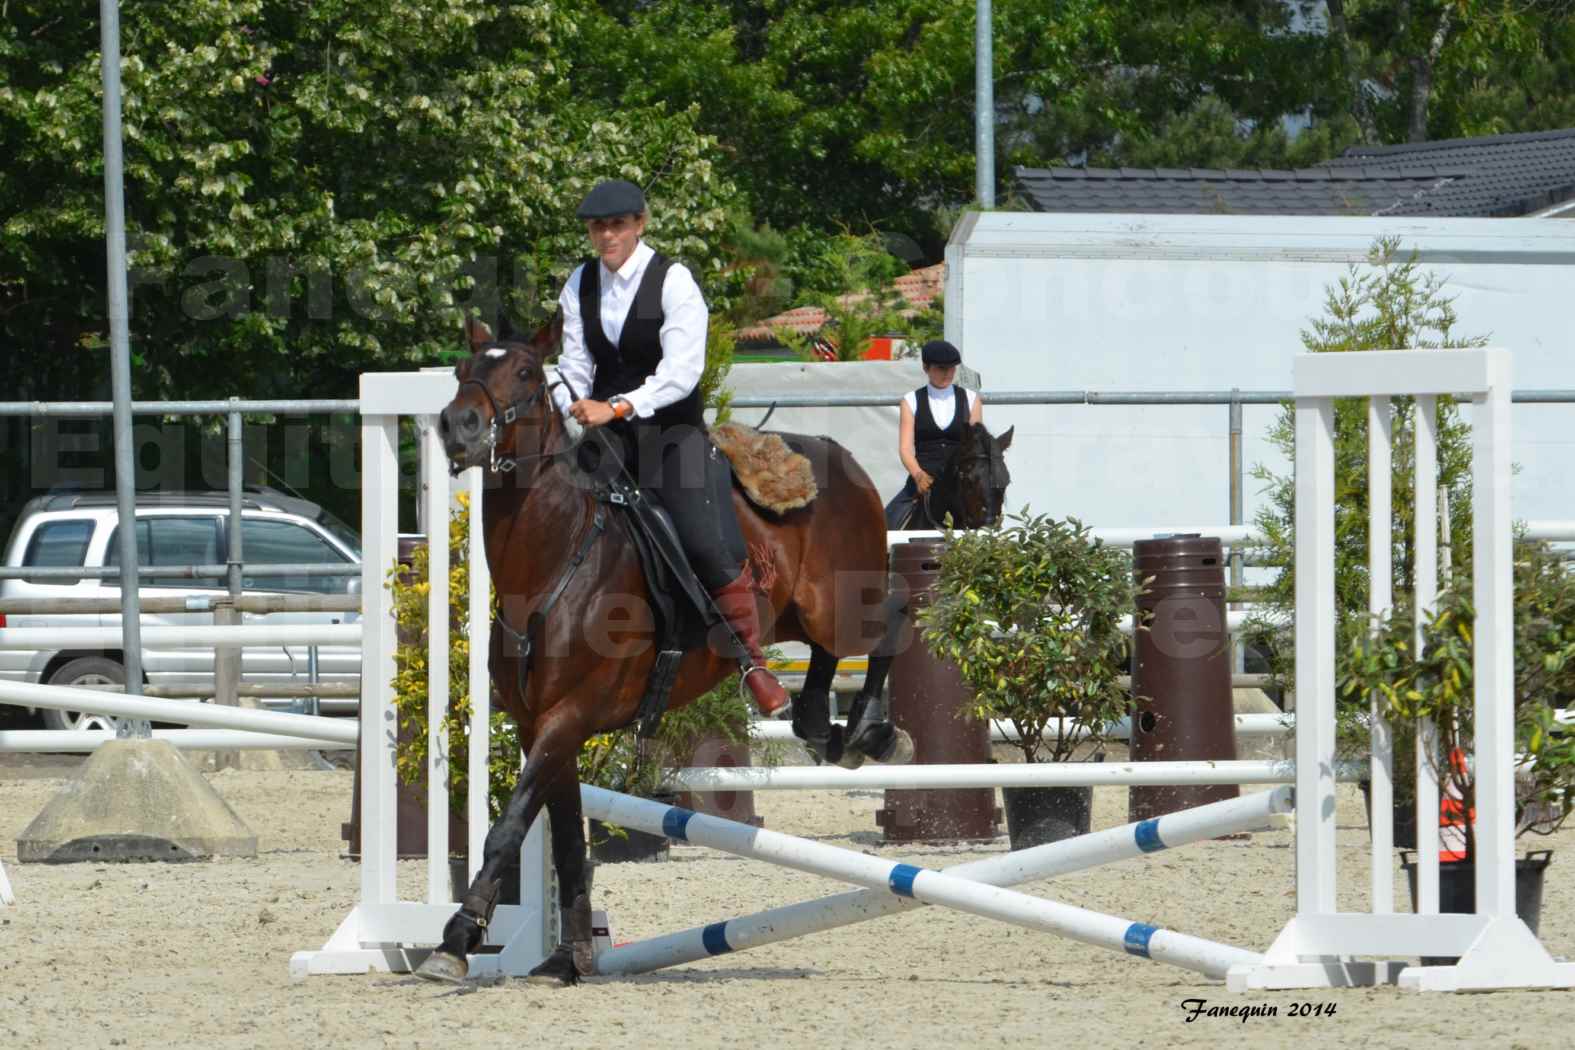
top-left (581, 785), bottom-right (1272, 980)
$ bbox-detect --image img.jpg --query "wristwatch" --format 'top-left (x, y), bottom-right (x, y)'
top-left (608, 395), bottom-right (635, 420)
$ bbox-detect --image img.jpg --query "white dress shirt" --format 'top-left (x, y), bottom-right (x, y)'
top-left (903, 384), bottom-right (979, 429)
top-left (553, 240), bottom-right (709, 419)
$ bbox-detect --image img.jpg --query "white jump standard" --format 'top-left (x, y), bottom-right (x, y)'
top-left (597, 787), bottom-right (1293, 976)
top-left (1228, 348), bottom-right (1575, 993)
top-left (581, 786), bottom-right (1264, 981)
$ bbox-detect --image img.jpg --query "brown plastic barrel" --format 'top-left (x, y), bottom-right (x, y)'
top-left (676, 725), bottom-right (762, 828)
top-left (1127, 535), bottom-right (1238, 821)
top-left (876, 540), bottom-right (1001, 842)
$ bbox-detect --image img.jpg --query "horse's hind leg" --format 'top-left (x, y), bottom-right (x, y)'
top-left (523, 776), bottom-right (594, 986)
top-left (791, 645), bottom-right (845, 766)
top-left (840, 592), bottom-right (916, 768)
top-left (415, 713), bottom-right (581, 984)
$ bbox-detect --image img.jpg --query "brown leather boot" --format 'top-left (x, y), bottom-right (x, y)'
top-left (710, 571), bottom-right (789, 716)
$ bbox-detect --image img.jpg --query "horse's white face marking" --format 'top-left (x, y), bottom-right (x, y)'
top-left (484, 348), bottom-right (508, 359)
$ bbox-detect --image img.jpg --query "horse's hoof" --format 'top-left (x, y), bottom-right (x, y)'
top-left (415, 950), bottom-right (469, 985)
top-left (831, 746), bottom-right (869, 771)
top-left (524, 944), bottom-right (582, 987)
top-left (798, 734), bottom-right (831, 765)
top-left (879, 727), bottom-right (916, 765)
top-left (845, 722), bottom-right (914, 766)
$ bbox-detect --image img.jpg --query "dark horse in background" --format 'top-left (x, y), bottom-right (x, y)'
top-left (792, 419), bottom-right (1015, 768)
top-left (889, 421), bottom-right (1015, 531)
top-left (420, 317), bottom-right (917, 985)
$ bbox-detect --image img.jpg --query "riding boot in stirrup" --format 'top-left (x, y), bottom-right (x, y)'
top-left (710, 571), bottom-right (789, 716)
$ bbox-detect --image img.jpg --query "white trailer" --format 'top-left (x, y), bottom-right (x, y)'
top-left (942, 212), bottom-right (1575, 528)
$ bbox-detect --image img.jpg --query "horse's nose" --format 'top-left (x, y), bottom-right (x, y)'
top-left (439, 405), bottom-right (482, 453)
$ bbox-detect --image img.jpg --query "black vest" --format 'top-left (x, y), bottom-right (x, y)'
top-left (913, 386), bottom-right (969, 476)
top-left (578, 252), bottom-right (704, 430)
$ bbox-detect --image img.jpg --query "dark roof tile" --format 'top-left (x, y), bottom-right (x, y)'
top-left (1014, 129), bottom-right (1575, 217)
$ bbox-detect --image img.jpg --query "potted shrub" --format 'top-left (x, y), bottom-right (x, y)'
top-left (1340, 538), bottom-right (1575, 948)
top-left (919, 512), bottom-right (1135, 849)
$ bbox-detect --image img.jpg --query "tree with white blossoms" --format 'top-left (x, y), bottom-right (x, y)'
top-left (0, 0), bottom-right (740, 402)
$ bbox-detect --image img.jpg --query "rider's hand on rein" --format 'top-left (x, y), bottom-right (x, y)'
top-left (914, 470), bottom-right (934, 495)
top-left (570, 399), bottom-right (620, 427)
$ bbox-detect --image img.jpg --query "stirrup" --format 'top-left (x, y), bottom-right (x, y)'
top-left (739, 663), bottom-right (789, 715)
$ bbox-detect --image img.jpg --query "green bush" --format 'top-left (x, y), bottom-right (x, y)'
top-left (918, 512), bottom-right (1135, 764)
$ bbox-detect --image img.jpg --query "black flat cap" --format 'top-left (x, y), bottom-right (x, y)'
top-left (920, 339), bottom-right (961, 366)
top-left (576, 179), bottom-right (646, 219)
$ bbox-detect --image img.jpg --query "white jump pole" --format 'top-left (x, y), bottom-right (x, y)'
top-left (0, 679), bottom-right (357, 744)
top-left (0, 729), bottom-right (355, 752)
top-left (597, 786), bottom-right (1293, 976)
top-left (581, 786), bottom-right (1263, 980)
top-left (0, 624), bottom-right (360, 649)
top-left (663, 759), bottom-right (1365, 792)
top-left (0, 857), bottom-right (13, 907)
top-left (749, 712), bottom-right (1297, 745)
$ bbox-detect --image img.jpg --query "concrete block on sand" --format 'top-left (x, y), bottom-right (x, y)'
top-left (16, 739), bottom-right (257, 863)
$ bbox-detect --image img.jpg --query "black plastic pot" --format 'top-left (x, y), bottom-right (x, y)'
top-left (1003, 785), bottom-right (1093, 850)
top-left (1401, 850), bottom-right (1553, 966)
top-left (1358, 780), bottom-right (1419, 850)
top-left (447, 854), bottom-right (522, 905)
top-left (588, 818), bottom-right (671, 863)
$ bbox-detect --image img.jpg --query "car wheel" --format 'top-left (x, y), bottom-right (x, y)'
top-left (43, 657), bottom-right (127, 732)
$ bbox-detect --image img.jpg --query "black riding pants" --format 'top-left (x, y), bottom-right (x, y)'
top-left (884, 476), bottom-right (920, 530)
top-left (619, 422), bottom-right (747, 592)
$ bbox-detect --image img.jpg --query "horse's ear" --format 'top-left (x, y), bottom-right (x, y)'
top-left (465, 316), bottom-right (494, 352)
top-left (997, 426), bottom-right (1014, 451)
top-left (529, 311), bottom-right (563, 356)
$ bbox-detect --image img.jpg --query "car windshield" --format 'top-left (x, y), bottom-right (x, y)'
top-left (316, 510), bottom-right (361, 558)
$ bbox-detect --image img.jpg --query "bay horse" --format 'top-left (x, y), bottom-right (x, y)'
top-left (419, 317), bottom-right (912, 985)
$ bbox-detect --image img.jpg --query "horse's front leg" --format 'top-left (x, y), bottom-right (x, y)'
top-left (415, 712), bottom-right (582, 984)
top-left (521, 775), bottom-right (593, 986)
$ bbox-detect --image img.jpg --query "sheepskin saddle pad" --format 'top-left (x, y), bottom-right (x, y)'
top-left (710, 422), bottom-right (818, 514)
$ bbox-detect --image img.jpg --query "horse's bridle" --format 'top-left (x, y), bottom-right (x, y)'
top-left (455, 370), bottom-right (559, 475)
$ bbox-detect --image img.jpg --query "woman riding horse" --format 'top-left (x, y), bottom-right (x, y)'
top-left (421, 184), bottom-right (907, 987)
top-left (556, 178), bottom-right (788, 716)
top-left (885, 339), bottom-right (983, 529)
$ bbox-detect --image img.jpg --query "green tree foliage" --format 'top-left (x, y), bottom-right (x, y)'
top-left (1245, 237), bottom-right (1488, 805)
top-left (1249, 237), bottom-right (1483, 638)
top-left (0, 1), bottom-right (739, 402)
top-left (1326, 0), bottom-right (1575, 144)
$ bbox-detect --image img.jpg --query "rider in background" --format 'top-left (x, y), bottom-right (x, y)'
top-left (552, 178), bottom-right (790, 716)
top-left (884, 339), bottom-right (983, 529)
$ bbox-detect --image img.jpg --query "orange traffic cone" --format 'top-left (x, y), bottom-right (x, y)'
top-left (1439, 748), bottom-right (1474, 862)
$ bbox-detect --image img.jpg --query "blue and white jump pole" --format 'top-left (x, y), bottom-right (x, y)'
top-left (580, 785), bottom-right (1271, 981)
top-left (595, 786), bottom-right (1291, 977)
